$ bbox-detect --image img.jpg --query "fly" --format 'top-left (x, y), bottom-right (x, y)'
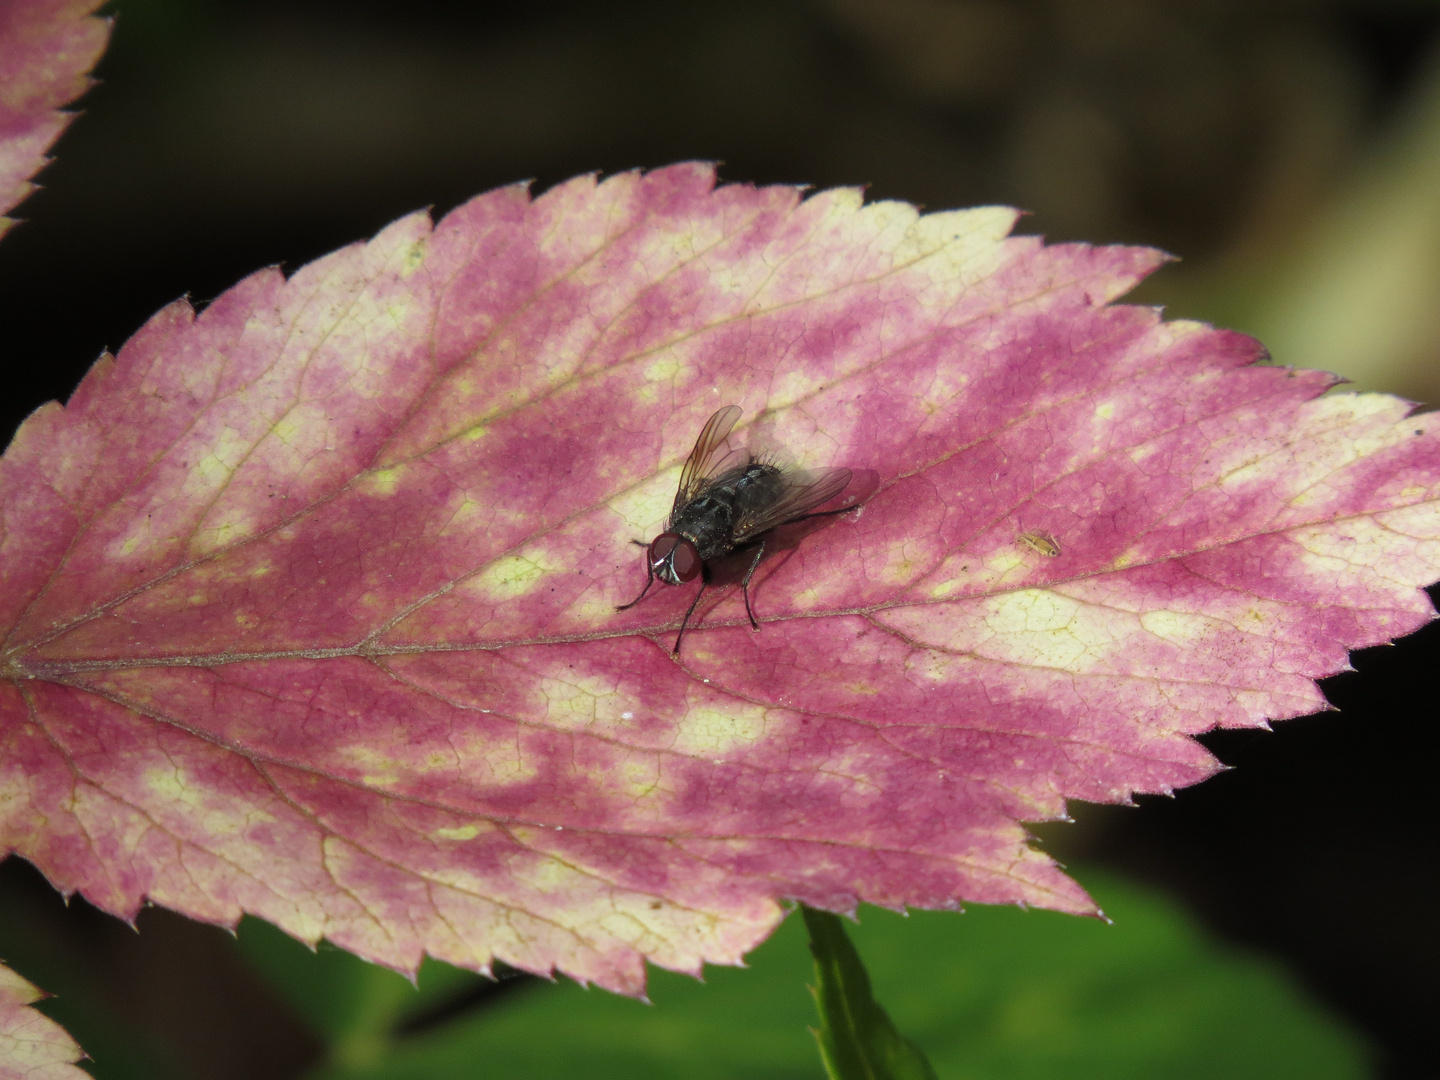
top-left (617, 405), bottom-right (855, 655)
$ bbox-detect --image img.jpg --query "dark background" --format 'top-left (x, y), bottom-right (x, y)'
top-left (1, 1), bottom-right (1438, 1077)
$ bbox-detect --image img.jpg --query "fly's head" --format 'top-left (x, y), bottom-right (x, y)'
top-left (648, 532), bottom-right (701, 586)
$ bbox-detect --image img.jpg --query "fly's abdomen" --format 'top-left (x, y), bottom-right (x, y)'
top-left (731, 462), bottom-right (786, 501)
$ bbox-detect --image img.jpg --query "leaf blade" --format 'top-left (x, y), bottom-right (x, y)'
top-left (0, 0), bottom-right (110, 235)
top-left (0, 961), bottom-right (87, 1080)
top-left (2, 165), bottom-right (1437, 992)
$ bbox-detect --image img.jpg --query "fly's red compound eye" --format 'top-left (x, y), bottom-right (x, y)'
top-left (648, 533), bottom-right (678, 567)
top-left (650, 533), bottom-right (701, 583)
top-left (668, 538), bottom-right (701, 582)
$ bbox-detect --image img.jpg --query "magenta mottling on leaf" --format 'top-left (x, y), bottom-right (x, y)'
top-left (0, 0), bottom-right (110, 231)
top-left (2, 164), bottom-right (1438, 993)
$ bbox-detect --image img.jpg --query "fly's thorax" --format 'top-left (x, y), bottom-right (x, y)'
top-left (671, 503), bottom-right (737, 561)
top-left (670, 461), bottom-right (793, 561)
top-left (670, 497), bottom-right (738, 559)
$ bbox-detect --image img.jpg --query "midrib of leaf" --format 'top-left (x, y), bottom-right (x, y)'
top-left (9, 228), bottom-right (1127, 660)
top-left (11, 486), bottom-right (1420, 681)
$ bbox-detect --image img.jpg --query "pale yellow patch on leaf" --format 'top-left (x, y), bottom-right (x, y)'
top-left (488, 748), bottom-right (540, 785)
top-left (1139, 609), bottom-right (1218, 647)
top-left (190, 426), bottom-right (249, 492)
top-left (399, 238), bottom-right (427, 276)
top-left (874, 539), bottom-right (927, 585)
top-left (644, 356), bottom-right (683, 385)
top-left (445, 731), bottom-right (539, 786)
top-left (610, 476), bottom-right (676, 537)
top-left (952, 588), bottom-right (1123, 673)
top-left (617, 758), bottom-right (662, 799)
top-left (469, 552), bottom-right (556, 601)
top-left (534, 673), bottom-right (623, 733)
top-left (144, 766), bottom-right (264, 837)
top-left (332, 744), bottom-right (401, 787)
top-left (893, 205), bottom-right (1017, 280)
top-left (515, 854), bottom-right (582, 897)
top-left (1376, 499), bottom-right (1440, 545)
top-left (359, 463), bottom-right (409, 497)
top-left (474, 835), bottom-right (718, 960)
top-left (196, 505), bottom-right (259, 554)
top-left (434, 824), bottom-right (484, 842)
top-left (144, 765), bottom-right (189, 801)
top-left (1290, 508), bottom-right (1440, 584)
top-left (986, 549), bottom-right (1026, 575)
top-left (789, 584), bottom-right (825, 610)
top-left (269, 409), bottom-right (308, 449)
top-left (671, 703), bottom-right (770, 756)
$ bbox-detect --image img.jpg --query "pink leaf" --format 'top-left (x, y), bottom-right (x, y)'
top-left (0, 963), bottom-right (86, 1080)
top-left (2, 165), bottom-right (1437, 994)
top-left (0, 0), bottom-right (109, 235)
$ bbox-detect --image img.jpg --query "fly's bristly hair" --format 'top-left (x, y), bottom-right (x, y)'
top-left (616, 405), bottom-right (855, 656)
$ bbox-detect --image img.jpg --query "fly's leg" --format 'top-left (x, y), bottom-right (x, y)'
top-left (782, 503), bottom-right (859, 526)
top-left (739, 539), bottom-right (766, 630)
top-left (732, 504), bottom-right (856, 630)
top-left (672, 567), bottom-right (711, 655)
top-left (615, 540), bottom-right (655, 611)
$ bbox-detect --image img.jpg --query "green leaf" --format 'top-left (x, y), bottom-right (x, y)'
top-left (803, 905), bottom-right (938, 1080)
top-left (272, 867), bottom-right (1368, 1080)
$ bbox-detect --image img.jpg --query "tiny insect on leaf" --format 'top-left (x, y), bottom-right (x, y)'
top-left (1017, 531), bottom-right (1061, 557)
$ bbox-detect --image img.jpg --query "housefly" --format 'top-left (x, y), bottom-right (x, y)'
top-left (617, 405), bottom-right (854, 655)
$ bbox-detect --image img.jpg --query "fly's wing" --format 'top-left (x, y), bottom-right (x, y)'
top-left (732, 466), bottom-right (853, 543)
top-left (673, 405), bottom-right (743, 512)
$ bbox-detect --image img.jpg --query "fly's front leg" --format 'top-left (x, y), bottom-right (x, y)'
top-left (673, 565), bottom-right (712, 655)
top-left (739, 538), bottom-right (765, 630)
top-left (615, 540), bottom-right (655, 611)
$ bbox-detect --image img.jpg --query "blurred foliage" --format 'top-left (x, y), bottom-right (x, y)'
top-left (232, 868), bottom-right (1365, 1080)
top-left (0, 856), bottom-right (318, 1080)
top-left (23, 0), bottom-right (1439, 410)
top-left (1156, 37), bottom-right (1440, 403)
top-left (10, 0), bottom-right (1440, 413)
top-left (4, 859), bottom-right (1367, 1078)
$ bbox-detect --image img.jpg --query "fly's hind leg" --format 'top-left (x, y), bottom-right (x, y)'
top-left (739, 539), bottom-right (766, 631)
top-left (782, 502), bottom-right (859, 527)
top-left (736, 503), bottom-right (856, 629)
